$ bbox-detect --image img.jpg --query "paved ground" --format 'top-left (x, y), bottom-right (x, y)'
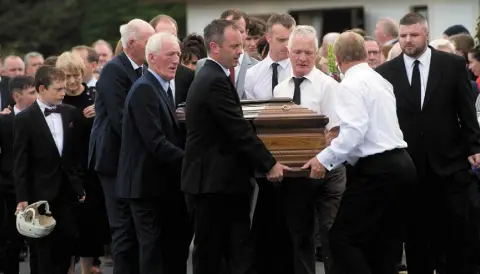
top-left (19, 256), bottom-right (327, 274)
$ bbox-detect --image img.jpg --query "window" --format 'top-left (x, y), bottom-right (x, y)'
top-left (411, 5), bottom-right (428, 21)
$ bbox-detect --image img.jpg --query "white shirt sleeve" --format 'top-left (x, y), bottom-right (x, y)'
top-left (244, 68), bottom-right (255, 99)
top-left (316, 82), bottom-right (370, 170)
top-left (321, 80), bottom-right (341, 131)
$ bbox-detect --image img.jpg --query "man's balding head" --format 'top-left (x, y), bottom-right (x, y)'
top-left (150, 14), bottom-right (178, 36)
top-left (321, 32), bottom-right (340, 57)
top-left (120, 19), bottom-right (155, 65)
top-left (375, 18), bottom-right (399, 45)
top-left (3, 55), bottom-right (25, 77)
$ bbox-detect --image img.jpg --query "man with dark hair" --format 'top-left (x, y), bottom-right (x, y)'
top-left (13, 66), bottom-right (85, 274)
top-left (0, 76), bottom-right (36, 274)
top-left (195, 9), bottom-right (258, 99)
top-left (376, 12), bottom-right (480, 274)
top-left (364, 36), bottom-right (382, 68)
top-left (183, 18), bottom-right (290, 274)
top-left (443, 24), bottom-right (470, 38)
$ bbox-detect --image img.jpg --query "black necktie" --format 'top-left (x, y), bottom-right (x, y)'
top-left (292, 77), bottom-right (306, 105)
top-left (44, 107), bottom-right (61, 117)
top-left (272, 63), bottom-right (279, 93)
top-left (135, 67), bottom-right (143, 78)
top-left (166, 86), bottom-right (175, 108)
top-left (411, 60), bottom-right (421, 109)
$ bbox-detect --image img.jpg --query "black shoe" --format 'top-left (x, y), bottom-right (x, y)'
top-left (19, 247), bottom-right (27, 262)
top-left (398, 264), bottom-right (407, 271)
top-left (315, 247), bottom-right (324, 262)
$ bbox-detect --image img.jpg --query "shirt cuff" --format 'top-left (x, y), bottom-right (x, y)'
top-left (317, 147), bottom-right (344, 171)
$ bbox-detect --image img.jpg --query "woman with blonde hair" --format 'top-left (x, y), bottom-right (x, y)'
top-left (56, 51), bottom-right (109, 274)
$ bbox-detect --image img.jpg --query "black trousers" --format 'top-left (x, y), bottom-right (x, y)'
top-left (0, 191), bottom-right (23, 274)
top-left (130, 191), bottom-right (192, 274)
top-left (405, 162), bottom-right (478, 274)
top-left (252, 177), bottom-right (318, 274)
top-left (189, 193), bottom-right (256, 274)
top-left (35, 192), bottom-right (78, 274)
top-left (329, 148), bottom-right (416, 274)
top-left (98, 174), bottom-right (139, 274)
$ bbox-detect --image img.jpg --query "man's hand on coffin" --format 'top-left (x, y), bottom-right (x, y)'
top-left (266, 163), bottom-right (292, 183)
top-left (468, 153), bottom-right (480, 168)
top-left (302, 157), bottom-right (326, 179)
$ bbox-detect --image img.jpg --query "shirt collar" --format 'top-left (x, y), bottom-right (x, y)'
top-left (237, 52), bottom-right (245, 67)
top-left (125, 52), bottom-right (142, 70)
top-left (265, 54), bottom-right (290, 69)
top-left (292, 67), bottom-right (316, 83)
top-left (344, 62), bottom-right (371, 78)
top-left (36, 98), bottom-right (57, 114)
top-left (207, 57), bottom-right (231, 76)
top-left (403, 47), bottom-right (431, 68)
top-left (13, 106), bottom-right (22, 115)
top-left (148, 68), bottom-right (170, 92)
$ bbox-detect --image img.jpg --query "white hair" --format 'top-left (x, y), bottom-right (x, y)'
top-left (24, 52), bottom-right (44, 66)
top-left (387, 43), bottom-right (402, 61)
top-left (120, 19), bottom-right (152, 48)
top-left (322, 32), bottom-right (340, 45)
top-left (145, 32), bottom-right (180, 61)
top-left (288, 25), bottom-right (319, 51)
top-left (429, 38), bottom-right (456, 53)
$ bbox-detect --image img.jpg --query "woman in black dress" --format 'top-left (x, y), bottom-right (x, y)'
top-left (56, 51), bottom-right (109, 274)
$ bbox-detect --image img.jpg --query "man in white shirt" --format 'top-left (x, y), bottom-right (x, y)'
top-left (302, 31), bottom-right (416, 274)
top-left (244, 13), bottom-right (296, 99)
top-left (272, 25), bottom-right (345, 274)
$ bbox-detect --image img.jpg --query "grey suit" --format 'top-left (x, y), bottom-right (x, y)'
top-left (195, 53), bottom-right (258, 99)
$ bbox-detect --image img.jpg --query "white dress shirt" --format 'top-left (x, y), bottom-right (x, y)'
top-left (13, 106), bottom-right (22, 115)
top-left (317, 63), bottom-right (407, 170)
top-left (37, 99), bottom-right (64, 156)
top-left (125, 53), bottom-right (142, 71)
top-left (274, 68), bottom-right (340, 131)
top-left (86, 77), bottom-right (97, 88)
top-left (244, 55), bottom-right (291, 99)
top-left (403, 47), bottom-right (431, 108)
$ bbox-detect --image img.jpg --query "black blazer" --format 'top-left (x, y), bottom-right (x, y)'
top-left (376, 47), bottom-right (480, 176)
top-left (116, 71), bottom-right (184, 199)
top-left (0, 112), bottom-right (15, 193)
top-left (174, 64), bottom-right (195, 107)
top-left (181, 60), bottom-right (276, 195)
top-left (0, 77), bottom-right (15, 110)
top-left (88, 52), bottom-right (139, 177)
top-left (13, 102), bottom-right (84, 203)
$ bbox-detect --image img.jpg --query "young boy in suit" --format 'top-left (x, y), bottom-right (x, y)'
top-left (13, 66), bottom-right (85, 274)
top-left (0, 75), bottom-right (37, 274)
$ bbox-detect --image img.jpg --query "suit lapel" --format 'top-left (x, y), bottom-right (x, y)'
top-left (31, 102), bottom-right (60, 157)
top-left (119, 52), bottom-right (139, 83)
top-left (237, 54), bottom-right (251, 99)
top-left (205, 60), bottom-right (242, 105)
top-left (394, 55), bottom-right (420, 111)
top-left (59, 105), bottom-right (70, 158)
top-left (423, 48), bottom-right (441, 108)
top-left (145, 71), bottom-right (179, 128)
top-left (174, 65), bottom-right (185, 105)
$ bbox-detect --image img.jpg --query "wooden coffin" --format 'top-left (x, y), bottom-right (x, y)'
top-left (177, 98), bottom-right (329, 177)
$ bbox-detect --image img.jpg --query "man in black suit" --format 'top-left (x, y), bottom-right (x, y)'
top-left (149, 14), bottom-right (195, 107)
top-left (117, 32), bottom-right (191, 274)
top-left (0, 76), bottom-right (15, 111)
top-left (376, 13), bottom-right (480, 274)
top-left (0, 76), bottom-right (37, 274)
top-left (88, 19), bottom-right (154, 274)
top-left (13, 66), bottom-right (85, 274)
top-left (182, 19), bottom-right (291, 274)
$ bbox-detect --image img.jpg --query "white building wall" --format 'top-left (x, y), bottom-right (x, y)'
top-left (186, 0), bottom-right (479, 39)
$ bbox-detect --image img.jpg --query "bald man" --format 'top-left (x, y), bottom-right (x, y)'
top-left (89, 19), bottom-right (154, 274)
top-left (2, 56), bottom-right (24, 78)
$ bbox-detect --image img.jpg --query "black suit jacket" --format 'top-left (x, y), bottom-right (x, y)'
top-left (88, 52), bottom-right (139, 177)
top-left (0, 77), bottom-right (15, 110)
top-left (181, 60), bottom-right (276, 195)
top-left (117, 71), bottom-right (184, 199)
top-left (376, 47), bottom-right (480, 176)
top-left (13, 102), bottom-right (84, 203)
top-left (174, 64), bottom-right (194, 107)
top-left (0, 112), bottom-right (14, 193)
